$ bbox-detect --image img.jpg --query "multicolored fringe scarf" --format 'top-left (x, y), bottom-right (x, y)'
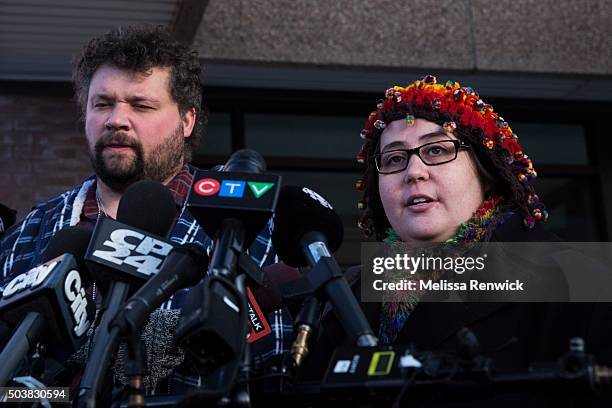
top-left (378, 196), bottom-right (510, 345)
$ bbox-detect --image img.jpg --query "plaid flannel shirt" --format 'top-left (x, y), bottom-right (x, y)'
top-left (0, 166), bottom-right (295, 394)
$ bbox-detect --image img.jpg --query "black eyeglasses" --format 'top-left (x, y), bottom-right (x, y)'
top-left (374, 139), bottom-right (470, 174)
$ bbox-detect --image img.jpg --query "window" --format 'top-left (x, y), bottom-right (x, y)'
top-left (192, 89), bottom-right (607, 265)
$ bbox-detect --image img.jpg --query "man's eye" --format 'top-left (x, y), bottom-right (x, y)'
top-left (93, 102), bottom-right (109, 108)
top-left (134, 104), bottom-right (153, 110)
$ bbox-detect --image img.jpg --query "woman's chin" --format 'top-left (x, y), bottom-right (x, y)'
top-left (397, 224), bottom-right (453, 243)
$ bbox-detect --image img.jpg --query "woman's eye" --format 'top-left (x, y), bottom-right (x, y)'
top-left (425, 145), bottom-right (447, 155)
top-left (385, 154), bottom-right (406, 165)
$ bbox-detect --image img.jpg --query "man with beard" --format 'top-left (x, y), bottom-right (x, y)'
top-left (0, 26), bottom-right (292, 397)
top-left (0, 25), bottom-right (208, 274)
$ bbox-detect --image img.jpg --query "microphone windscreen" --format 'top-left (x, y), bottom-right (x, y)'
top-left (42, 226), bottom-right (93, 271)
top-left (252, 262), bottom-right (303, 314)
top-left (272, 185), bottom-right (344, 267)
top-left (116, 181), bottom-right (176, 236)
top-left (224, 148), bottom-right (266, 173)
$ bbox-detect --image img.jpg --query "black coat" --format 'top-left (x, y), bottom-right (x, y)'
top-left (302, 215), bottom-right (612, 407)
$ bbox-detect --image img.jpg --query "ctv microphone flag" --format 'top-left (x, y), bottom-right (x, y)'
top-left (187, 170), bottom-right (281, 246)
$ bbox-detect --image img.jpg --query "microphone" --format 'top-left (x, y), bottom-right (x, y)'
top-left (78, 181), bottom-right (176, 407)
top-left (175, 149), bottom-right (280, 371)
top-left (0, 226), bottom-right (95, 387)
top-left (251, 262), bottom-right (302, 316)
top-left (224, 148), bottom-right (267, 173)
top-left (0, 203), bottom-right (17, 236)
top-left (110, 244), bottom-right (208, 337)
top-left (84, 180), bottom-right (177, 290)
top-left (224, 149), bottom-right (265, 175)
top-left (243, 262), bottom-right (302, 345)
top-left (272, 185), bottom-right (378, 348)
top-left (273, 186), bottom-right (344, 267)
top-left (186, 149), bottom-right (281, 257)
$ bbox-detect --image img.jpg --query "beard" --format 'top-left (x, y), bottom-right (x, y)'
top-left (88, 124), bottom-right (185, 192)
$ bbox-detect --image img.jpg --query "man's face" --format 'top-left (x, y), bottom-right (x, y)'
top-left (85, 64), bottom-right (195, 191)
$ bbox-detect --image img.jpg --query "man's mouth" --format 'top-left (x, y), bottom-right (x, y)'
top-left (105, 143), bottom-right (134, 149)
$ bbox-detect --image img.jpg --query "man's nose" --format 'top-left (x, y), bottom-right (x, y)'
top-left (105, 104), bottom-right (131, 131)
top-left (403, 153), bottom-right (429, 184)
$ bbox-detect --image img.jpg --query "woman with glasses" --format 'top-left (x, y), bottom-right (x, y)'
top-left (306, 77), bottom-right (612, 404)
top-left (358, 75), bottom-right (543, 248)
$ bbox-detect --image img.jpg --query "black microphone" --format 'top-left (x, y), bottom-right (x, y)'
top-left (224, 148), bottom-right (267, 173)
top-left (0, 226), bottom-right (95, 386)
top-left (186, 149), bottom-right (281, 258)
top-left (110, 244), bottom-right (208, 337)
top-left (251, 262), bottom-right (302, 316)
top-left (175, 149), bottom-right (279, 371)
top-left (84, 217), bottom-right (176, 291)
top-left (0, 203), bottom-right (17, 236)
top-left (78, 181), bottom-right (176, 408)
top-left (272, 185), bottom-right (378, 347)
top-left (84, 181), bottom-right (177, 291)
top-left (209, 149), bottom-right (267, 277)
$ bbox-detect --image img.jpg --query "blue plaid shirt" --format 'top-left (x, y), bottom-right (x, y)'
top-left (0, 168), bottom-right (295, 394)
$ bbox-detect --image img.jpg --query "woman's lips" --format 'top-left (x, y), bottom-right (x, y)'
top-left (405, 200), bottom-right (437, 213)
top-left (405, 194), bottom-right (438, 213)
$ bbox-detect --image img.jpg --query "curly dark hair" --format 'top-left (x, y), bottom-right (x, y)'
top-left (360, 102), bottom-right (544, 241)
top-left (72, 25), bottom-right (205, 161)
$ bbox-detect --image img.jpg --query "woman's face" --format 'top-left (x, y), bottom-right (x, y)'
top-left (378, 118), bottom-right (486, 243)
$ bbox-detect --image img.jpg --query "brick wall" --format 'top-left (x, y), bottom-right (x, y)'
top-left (0, 94), bottom-right (91, 222)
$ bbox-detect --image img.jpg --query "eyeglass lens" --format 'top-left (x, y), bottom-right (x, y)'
top-left (377, 140), bottom-right (459, 173)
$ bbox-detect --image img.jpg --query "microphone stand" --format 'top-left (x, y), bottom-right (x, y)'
top-left (124, 328), bottom-right (146, 408)
top-left (281, 245), bottom-right (378, 347)
top-left (77, 281), bottom-right (130, 408)
top-left (231, 273), bottom-right (252, 408)
top-left (0, 311), bottom-right (45, 386)
top-left (288, 297), bottom-right (320, 372)
top-left (174, 218), bottom-right (253, 405)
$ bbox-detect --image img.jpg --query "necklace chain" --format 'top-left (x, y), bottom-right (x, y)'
top-left (95, 191), bottom-right (107, 218)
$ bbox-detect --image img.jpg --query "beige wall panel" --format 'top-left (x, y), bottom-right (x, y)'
top-left (472, 0), bottom-right (612, 74)
top-left (194, 0), bottom-right (474, 69)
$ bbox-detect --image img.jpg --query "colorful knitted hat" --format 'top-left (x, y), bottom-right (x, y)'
top-left (355, 75), bottom-right (547, 240)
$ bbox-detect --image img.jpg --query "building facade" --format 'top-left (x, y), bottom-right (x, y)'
top-left (1, 0), bottom-right (611, 264)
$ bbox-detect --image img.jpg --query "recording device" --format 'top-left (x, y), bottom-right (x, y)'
top-left (272, 185), bottom-right (378, 347)
top-left (312, 336), bottom-right (612, 404)
top-left (0, 202), bottom-right (16, 236)
top-left (176, 149), bottom-right (281, 371)
top-left (0, 226), bottom-right (95, 386)
top-left (78, 181), bottom-right (176, 408)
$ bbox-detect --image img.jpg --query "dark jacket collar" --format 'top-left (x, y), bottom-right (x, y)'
top-left (385, 214), bottom-right (559, 348)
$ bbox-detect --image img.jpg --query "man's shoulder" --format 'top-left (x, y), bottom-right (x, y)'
top-left (8, 177), bottom-right (94, 229)
top-left (0, 176), bottom-right (95, 279)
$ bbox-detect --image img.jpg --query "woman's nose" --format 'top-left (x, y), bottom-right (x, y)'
top-left (403, 153), bottom-right (429, 184)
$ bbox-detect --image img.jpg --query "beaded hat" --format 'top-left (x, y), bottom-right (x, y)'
top-left (355, 75), bottom-right (547, 240)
